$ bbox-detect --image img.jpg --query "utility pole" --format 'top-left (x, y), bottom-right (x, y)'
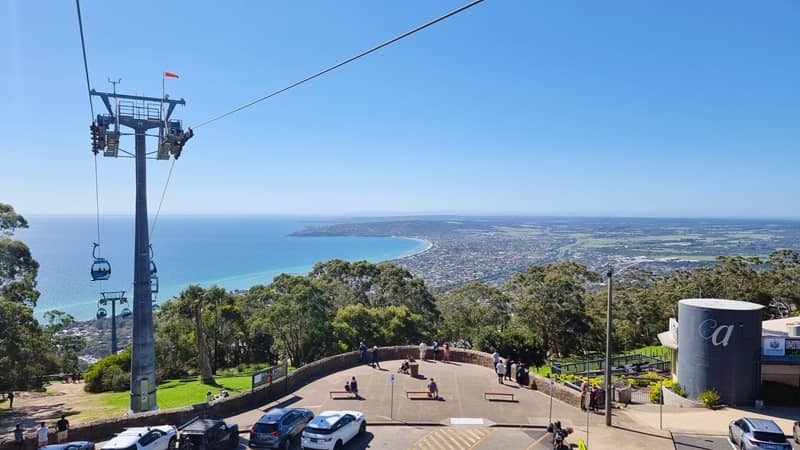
top-left (90, 88), bottom-right (192, 413)
top-left (604, 266), bottom-right (613, 426)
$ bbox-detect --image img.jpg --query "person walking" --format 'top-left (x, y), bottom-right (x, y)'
top-left (505, 358), bottom-right (515, 381)
top-left (358, 342), bottom-right (367, 363)
top-left (55, 415), bottom-right (69, 443)
top-left (593, 386), bottom-right (602, 411)
top-left (349, 376), bottom-right (359, 399)
top-left (419, 342), bottom-right (428, 360)
top-left (36, 423), bottom-right (48, 449)
top-left (496, 359), bottom-right (506, 384)
top-left (427, 378), bottom-right (439, 400)
top-left (8, 391), bottom-right (14, 409)
top-left (371, 346), bottom-right (381, 369)
top-left (443, 342), bottom-right (450, 362)
top-left (14, 424), bottom-right (24, 450)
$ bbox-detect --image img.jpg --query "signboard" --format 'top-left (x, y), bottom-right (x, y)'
top-left (762, 337), bottom-right (786, 357)
top-left (785, 338), bottom-right (800, 357)
top-left (389, 373), bottom-right (396, 384)
top-left (252, 366), bottom-right (278, 390)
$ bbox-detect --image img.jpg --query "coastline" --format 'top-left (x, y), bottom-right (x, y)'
top-left (390, 236), bottom-right (434, 260)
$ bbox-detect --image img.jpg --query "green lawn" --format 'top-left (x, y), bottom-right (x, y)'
top-left (94, 375), bottom-right (255, 411)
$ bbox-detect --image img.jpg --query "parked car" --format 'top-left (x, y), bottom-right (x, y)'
top-left (249, 408), bottom-right (314, 450)
top-left (102, 426), bottom-right (177, 450)
top-left (729, 418), bottom-right (792, 450)
top-left (43, 442), bottom-right (96, 450)
top-left (300, 411), bottom-right (365, 450)
top-left (178, 418), bottom-right (239, 450)
top-left (794, 421), bottom-right (799, 444)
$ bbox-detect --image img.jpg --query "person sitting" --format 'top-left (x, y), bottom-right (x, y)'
top-left (427, 378), bottom-right (439, 400)
top-left (218, 388), bottom-right (229, 398)
top-left (206, 391), bottom-right (214, 403)
top-left (399, 360), bottom-right (410, 374)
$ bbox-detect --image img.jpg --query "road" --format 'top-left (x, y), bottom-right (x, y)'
top-left (672, 433), bottom-right (800, 450)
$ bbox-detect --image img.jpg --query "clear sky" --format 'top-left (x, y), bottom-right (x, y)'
top-left (2, 1), bottom-right (798, 218)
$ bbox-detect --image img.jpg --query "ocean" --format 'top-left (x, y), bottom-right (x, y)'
top-left (15, 215), bottom-right (429, 321)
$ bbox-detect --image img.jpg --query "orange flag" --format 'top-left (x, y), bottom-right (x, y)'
top-left (164, 71), bottom-right (179, 78)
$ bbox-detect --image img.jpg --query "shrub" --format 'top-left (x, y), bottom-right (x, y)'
top-left (649, 383), bottom-right (662, 404)
top-left (84, 349), bottom-right (132, 393)
top-left (698, 389), bottom-right (720, 408)
top-left (671, 382), bottom-right (687, 398)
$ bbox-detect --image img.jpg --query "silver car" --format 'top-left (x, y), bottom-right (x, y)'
top-left (729, 418), bottom-right (791, 450)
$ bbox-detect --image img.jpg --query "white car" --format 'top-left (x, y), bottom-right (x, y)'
top-left (300, 411), bottom-right (366, 450)
top-left (102, 426), bottom-right (177, 450)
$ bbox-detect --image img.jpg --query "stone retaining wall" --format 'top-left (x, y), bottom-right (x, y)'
top-left (530, 374), bottom-right (582, 409)
top-left (2, 346), bottom-right (501, 449)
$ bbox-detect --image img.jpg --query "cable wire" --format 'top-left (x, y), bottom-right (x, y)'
top-left (192, 0), bottom-right (485, 129)
top-left (149, 158), bottom-right (176, 239)
top-left (75, 0), bottom-right (94, 118)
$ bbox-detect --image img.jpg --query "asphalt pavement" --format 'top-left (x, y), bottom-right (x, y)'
top-left (672, 433), bottom-right (800, 450)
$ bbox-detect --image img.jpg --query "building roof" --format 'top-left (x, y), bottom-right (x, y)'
top-left (679, 298), bottom-right (764, 311)
top-left (762, 315), bottom-right (800, 337)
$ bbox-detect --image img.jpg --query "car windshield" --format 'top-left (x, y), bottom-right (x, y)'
top-left (753, 432), bottom-right (787, 443)
top-left (304, 426), bottom-right (334, 435)
top-left (252, 423), bottom-right (277, 434)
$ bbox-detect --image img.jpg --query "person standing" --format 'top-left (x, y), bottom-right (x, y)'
top-left (427, 378), bottom-right (439, 400)
top-left (419, 342), bottom-right (428, 360)
top-left (492, 350), bottom-right (500, 369)
top-left (371, 346), bottom-right (381, 369)
top-left (56, 415), bottom-right (69, 443)
top-left (349, 376), bottom-right (359, 399)
top-left (432, 340), bottom-right (440, 361)
top-left (36, 423), bottom-right (48, 448)
top-left (8, 391), bottom-right (14, 409)
top-left (358, 342), bottom-right (367, 363)
top-left (443, 342), bottom-right (450, 362)
top-left (505, 358), bottom-right (514, 381)
top-left (496, 359), bottom-right (506, 384)
top-left (580, 382), bottom-right (588, 410)
top-left (14, 424), bottom-right (24, 450)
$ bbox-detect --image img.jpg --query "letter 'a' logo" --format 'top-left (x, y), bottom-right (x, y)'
top-left (698, 319), bottom-right (734, 347)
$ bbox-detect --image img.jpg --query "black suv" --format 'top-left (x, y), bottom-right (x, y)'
top-left (178, 418), bottom-right (240, 450)
top-left (249, 408), bottom-right (314, 450)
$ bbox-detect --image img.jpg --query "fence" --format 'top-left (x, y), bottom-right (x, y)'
top-left (551, 348), bottom-right (671, 376)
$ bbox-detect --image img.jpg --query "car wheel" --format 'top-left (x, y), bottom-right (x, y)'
top-left (333, 440), bottom-right (343, 450)
top-left (169, 438), bottom-right (177, 450)
top-left (358, 421), bottom-right (366, 436)
top-left (283, 437), bottom-right (291, 450)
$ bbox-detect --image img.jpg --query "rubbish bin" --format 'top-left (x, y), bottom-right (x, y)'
top-left (410, 363), bottom-right (419, 378)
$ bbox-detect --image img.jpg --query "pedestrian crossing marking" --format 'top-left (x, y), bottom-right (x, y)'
top-left (411, 427), bottom-right (494, 450)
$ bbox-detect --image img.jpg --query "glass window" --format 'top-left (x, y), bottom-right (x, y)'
top-left (253, 423), bottom-right (277, 434)
top-left (753, 432), bottom-right (787, 443)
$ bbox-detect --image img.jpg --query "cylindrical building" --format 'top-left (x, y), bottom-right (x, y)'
top-left (677, 299), bottom-right (763, 405)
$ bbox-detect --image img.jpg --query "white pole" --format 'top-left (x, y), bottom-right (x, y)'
top-left (548, 379), bottom-right (554, 425)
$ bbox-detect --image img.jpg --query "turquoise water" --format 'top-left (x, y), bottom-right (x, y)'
top-left (15, 216), bottom-right (429, 320)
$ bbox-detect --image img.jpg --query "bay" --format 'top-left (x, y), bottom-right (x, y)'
top-left (15, 215), bottom-right (429, 321)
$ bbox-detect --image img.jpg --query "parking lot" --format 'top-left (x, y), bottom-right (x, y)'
top-left (672, 433), bottom-right (800, 450)
top-left (254, 425), bottom-right (556, 450)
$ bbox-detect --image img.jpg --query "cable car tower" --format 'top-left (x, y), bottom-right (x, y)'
top-left (89, 87), bottom-right (192, 413)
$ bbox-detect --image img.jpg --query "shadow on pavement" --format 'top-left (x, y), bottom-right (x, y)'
top-left (262, 395), bottom-right (302, 411)
top-left (344, 431), bottom-right (375, 449)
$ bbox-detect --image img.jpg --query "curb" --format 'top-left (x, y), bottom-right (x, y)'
top-left (368, 421), bottom-right (443, 427)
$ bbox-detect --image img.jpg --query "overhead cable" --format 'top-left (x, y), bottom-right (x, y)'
top-left (193, 0), bottom-right (486, 129)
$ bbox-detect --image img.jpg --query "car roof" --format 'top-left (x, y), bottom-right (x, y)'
top-left (43, 442), bottom-right (93, 450)
top-left (306, 411), bottom-right (358, 429)
top-left (181, 419), bottom-right (225, 433)
top-left (103, 427), bottom-right (171, 449)
top-left (258, 408), bottom-right (310, 423)
top-left (744, 418), bottom-right (784, 433)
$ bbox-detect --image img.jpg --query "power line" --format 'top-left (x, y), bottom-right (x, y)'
top-left (75, 0), bottom-right (94, 118)
top-left (193, 0), bottom-right (486, 129)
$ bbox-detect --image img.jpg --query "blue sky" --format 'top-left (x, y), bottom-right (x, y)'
top-left (2, 1), bottom-right (798, 218)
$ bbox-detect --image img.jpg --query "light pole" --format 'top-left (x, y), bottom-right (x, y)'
top-left (604, 266), bottom-right (613, 427)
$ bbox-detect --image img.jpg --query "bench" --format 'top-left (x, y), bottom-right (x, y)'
top-left (406, 391), bottom-right (433, 399)
top-left (484, 392), bottom-right (515, 402)
top-left (329, 391), bottom-right (356, 399)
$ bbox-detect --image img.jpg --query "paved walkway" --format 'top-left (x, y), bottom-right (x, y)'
top-left (227, 359), bottom-right (675, 450)
top-left (621, 402), bottom-right (800, 436)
